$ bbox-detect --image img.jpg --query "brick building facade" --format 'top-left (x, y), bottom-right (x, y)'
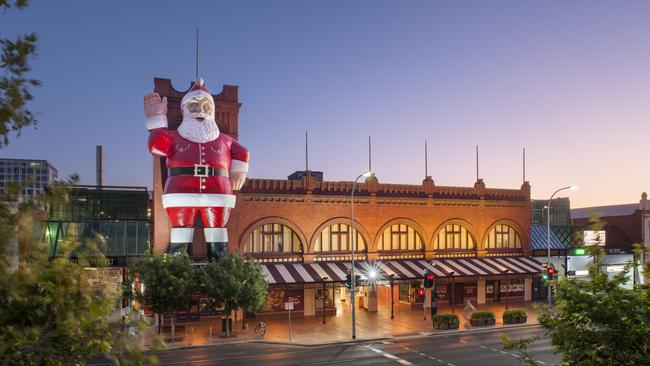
top-left (150, 79), bottom-right (542, 318)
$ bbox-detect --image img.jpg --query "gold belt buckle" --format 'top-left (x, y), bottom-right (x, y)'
top-left (193, 164), bottom-right (209, 177)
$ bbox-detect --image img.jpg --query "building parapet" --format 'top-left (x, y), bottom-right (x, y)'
top-left (240, 175), bottom-right (530, 201)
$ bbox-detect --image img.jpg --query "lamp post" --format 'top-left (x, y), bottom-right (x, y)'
top-left (322, 276), bottom-right (328, 324)
top-left (351, 170), bottom-right (373, 339)
top-left (449, 271), bottom-right (456, 313)
top-left (547, 185), bottom-right (577, 306)
top-left (389, 274), bottom-right (395, 320)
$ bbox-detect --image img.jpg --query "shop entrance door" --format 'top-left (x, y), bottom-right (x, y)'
top-left (448, 283), bottom-right (464, 305)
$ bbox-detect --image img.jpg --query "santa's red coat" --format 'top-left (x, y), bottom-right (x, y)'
top-left (148, 128), bottom-right (249, 209)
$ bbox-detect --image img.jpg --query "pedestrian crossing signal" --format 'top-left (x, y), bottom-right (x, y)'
top-left (418, 288), bottom-right (425, 297)
top-left (424, 271), bottom-right (435, 288)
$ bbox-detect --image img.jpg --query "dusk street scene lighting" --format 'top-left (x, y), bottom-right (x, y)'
top-left (0, 1), bottom-right (648, 365)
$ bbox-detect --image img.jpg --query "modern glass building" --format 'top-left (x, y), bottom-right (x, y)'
top-left (45, 185), bottom-right (151, 265)
top-left (0, 158), bottom-right (58, 198)
top-left (531, 197), bottom-right (571, 226)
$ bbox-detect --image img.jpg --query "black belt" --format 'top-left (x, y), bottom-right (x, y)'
top-left (168, 165), bottom-right (229, 178)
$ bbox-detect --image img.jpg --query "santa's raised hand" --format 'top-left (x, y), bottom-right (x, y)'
top-left (144, 92), bottom-right (167, 118)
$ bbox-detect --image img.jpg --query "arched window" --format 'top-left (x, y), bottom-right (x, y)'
top-left (434, 224), bottom-right (475, 250)
top-left (378, 224), bottom-right (423, 251)
top-left (484, 224), bottom-right (522, 249)
top-left (245, 223), bottom-right (303, 255)
top-left (314, 223), bottom-right (366, 252)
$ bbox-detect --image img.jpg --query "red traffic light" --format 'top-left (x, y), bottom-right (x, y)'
top-left (418, 288), bottom-right (425, 297)
top-left (426, 274), bottom-right (434, 281)
top-left (546, 267), bottom-right (555, 275)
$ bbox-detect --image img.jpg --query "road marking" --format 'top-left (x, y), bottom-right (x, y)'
top-left (536, 361), bottom-right (546, 365)
top-left (459, 339), bottom-right (467, 343)
top-left (418, 352), bottom-right (427, 357)
top-left (490, 348), bottom-right (499, 352)
top-left (479, 345), bottom-right (487, 349)
top-left (500, 351), bottom-right (508, 355)
top-left (511, 354), bottom-right (521, 358)
top-left (367, 346), bottom-right (413, 366)
top-left (382, 341), bottom-right (394, 344)
top-left (447, 363), bottom-right (456, 366)
top-left (403, 347), bottom-right (412, 351)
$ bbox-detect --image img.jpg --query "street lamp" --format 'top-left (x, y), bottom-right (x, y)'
top-left (547, 185), bottom-right (577, 306)
top-left (351, 170), bottom-right (373, 339)
top-left (322, 276), bottom-right (328, 324)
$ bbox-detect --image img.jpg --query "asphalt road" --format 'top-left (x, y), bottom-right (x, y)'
top-left (90, 325), bottom-right (559, 365)
top-left (150, 325), bottom-right (558, 366)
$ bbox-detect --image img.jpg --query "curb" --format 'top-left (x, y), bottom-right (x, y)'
top-left (155, 322), bottom-right (542, 350)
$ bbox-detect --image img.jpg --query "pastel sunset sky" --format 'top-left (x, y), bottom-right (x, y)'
top-left (2, 1), bottom-right (649, 207)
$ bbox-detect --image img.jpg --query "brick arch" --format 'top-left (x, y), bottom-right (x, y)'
top-left (373, 217), bottom-right (428, 253)
top-left (308, 217), bottom-right (371, 254)
top-left (481, 219), bottom-right (528, 251)
top-left (236, 216), bottom-right (308, 254)
top-left (429, 218), bottom-right (480, 252)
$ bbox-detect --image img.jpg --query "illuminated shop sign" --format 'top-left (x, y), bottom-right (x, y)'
top-left (583, 231), bottom-right (606, 246)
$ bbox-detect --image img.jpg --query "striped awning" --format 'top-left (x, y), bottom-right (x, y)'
top-left (260, 257), bottom-right (543, 285)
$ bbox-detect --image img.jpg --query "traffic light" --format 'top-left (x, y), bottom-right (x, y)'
top-left (424, 270), bottom-right (435, 288)
top-left (345, 274), bottom-right (361, 289)
top-left (418, 288), bottom-right (425, 297)
top-left (546, 266), bottom-right (556, 279)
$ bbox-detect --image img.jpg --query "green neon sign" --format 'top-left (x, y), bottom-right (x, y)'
top-left (574, 248), bottom-right (586, 255)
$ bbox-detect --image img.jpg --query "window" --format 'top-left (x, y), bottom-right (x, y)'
top-left (484, 224), bottom-right (522, 249)
top-left (378, 224), bottom-right (423, 251)
top-left (245, 223), bottom-right (302, 255)
top-left (434, 224), bottom-right (475, 250)
top-left (314, 223), bottom-right (366, 252)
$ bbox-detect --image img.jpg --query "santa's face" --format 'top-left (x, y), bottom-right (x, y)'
top-left (184, 96), bottom-right (214, 121)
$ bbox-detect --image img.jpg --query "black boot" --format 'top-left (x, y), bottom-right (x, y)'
top-left (170, 242), bottom-right (191, 255)
top-left (207, 242), bottom-right (227, 262)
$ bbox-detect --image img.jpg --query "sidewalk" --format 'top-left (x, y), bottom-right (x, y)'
top-left (144, 301), bottom-right (541, 348)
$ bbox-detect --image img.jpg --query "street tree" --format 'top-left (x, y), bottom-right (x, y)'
top-left (203, 252), bottom-right (268, 337)
top-left (504, 216), bottom-right (650, 366)
top-left (0, 0), bottom-right (41, 147)
top-left (133, 251), bottom-right (197, 339)
top-left (0, 181), bottom-right (157, 365)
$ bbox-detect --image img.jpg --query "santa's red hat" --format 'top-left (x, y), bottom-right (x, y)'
top-left (182, 77), bottom-right (214, 107)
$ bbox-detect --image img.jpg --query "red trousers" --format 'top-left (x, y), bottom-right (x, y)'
top-left (166, 206), bottom-right (231, 228)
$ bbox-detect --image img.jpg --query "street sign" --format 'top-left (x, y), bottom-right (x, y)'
top-left (284, 302), bottom-right (294, 311)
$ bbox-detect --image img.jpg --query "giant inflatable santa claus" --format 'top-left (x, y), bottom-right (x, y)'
top-left (144, 78), bottom-right (249, 261)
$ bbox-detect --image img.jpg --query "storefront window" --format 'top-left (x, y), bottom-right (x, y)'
top-left (245, 223), bottom-right (303, 254)
top-left (314, 223), bottom-right (366, 252)
top-left (484, 224), bottom-right (522, 249)
top-left (378, 224), bottom-right (423, 251)
top-left (433, 224), bottom-right (475, 250)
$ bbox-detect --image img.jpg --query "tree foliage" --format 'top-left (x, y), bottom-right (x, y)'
top-left (203, 252), bottom-right (268, 336)
top-left (133, 251), bottom-right (197, 335)
top-left (0, 0), bottom-right (41, 147)
top-left (0, 181), bottom-right (157, 365)
top-left (505, 217), bottom-right (650, 365)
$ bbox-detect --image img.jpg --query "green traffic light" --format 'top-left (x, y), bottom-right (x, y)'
top-left (542, 274), bottom-right (548, 280)
top-left (574, 248), bottom-right (586, 255)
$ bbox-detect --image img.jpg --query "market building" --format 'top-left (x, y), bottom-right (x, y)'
top-left (150, 78), bottom-right (543, 319)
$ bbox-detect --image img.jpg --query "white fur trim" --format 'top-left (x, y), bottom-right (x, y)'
top-left (204, 228), bottom-right (228, 242)
top-left (181, 89), bottom-right (214, 107)
top-left (162, 193), bottom-right (236, 208)
top-left (146, 115), bottom-right (167, 130)
top-left (230, 160), bottom-right (249, 172)
top-left (170, 227), bottom-right (194, 243)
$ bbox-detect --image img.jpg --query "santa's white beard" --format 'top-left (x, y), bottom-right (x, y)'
top-left (177, 116), bottom-right (220, 143)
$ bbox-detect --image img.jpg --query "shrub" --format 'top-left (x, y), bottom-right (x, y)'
top-left (471, 311), bottom-right (496, 321)
top-left (433, 314), bottom-right (460, 329)
top-left (503, 309), bottom-right (527, 324)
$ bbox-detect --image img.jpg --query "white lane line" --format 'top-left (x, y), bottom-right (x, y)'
top-left (500, 351), bottom-right (508, 355)
top-left (479, 345), bottom-right (487, 349)
top-left (537, 361), bottom-right (546, 365)
top-left (511, 354), bottom-right (521, 358)
top-left (490, 348), bottom-right (499, 352)
top-left (418, 352), bottom-right (427, 357)
top-left (447, 363), bottom-right (456, 366)
top-left (367, 346), bottom-right (414, 366)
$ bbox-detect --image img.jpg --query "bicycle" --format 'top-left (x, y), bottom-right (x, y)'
top-left (255, 321), bottom-right (267, 337)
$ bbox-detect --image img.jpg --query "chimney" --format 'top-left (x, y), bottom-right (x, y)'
top-left (96, 145), bottom-right (103, 187)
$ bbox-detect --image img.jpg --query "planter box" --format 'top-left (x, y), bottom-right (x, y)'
top-left (504, 316), bottom-right (527, 324)
top-left (470, 318), bottom-right (495, 326)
